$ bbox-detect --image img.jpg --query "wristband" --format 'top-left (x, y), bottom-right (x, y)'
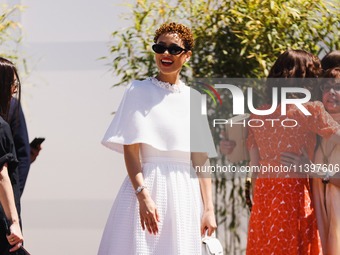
top-left (135, 186), bottom-right (146, 195)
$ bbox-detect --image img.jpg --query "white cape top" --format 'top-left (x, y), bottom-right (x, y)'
top-left (102, 77), bottom-right (217, 157)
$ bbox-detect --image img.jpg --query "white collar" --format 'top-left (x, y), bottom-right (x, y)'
top-left (147, 77), bottom-right (185, 93)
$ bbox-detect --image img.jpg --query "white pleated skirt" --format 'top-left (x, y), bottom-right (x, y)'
top-left (98, 144), bottom-right (203, 255)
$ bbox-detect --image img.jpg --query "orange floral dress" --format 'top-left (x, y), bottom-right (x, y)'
top-left (246, 101), bottom-right (340, 255)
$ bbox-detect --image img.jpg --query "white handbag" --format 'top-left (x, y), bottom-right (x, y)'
top-left (202, 231), bottom-right (224, 255)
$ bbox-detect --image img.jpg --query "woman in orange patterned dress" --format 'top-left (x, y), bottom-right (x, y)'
top-left (246, 50), bottom-right (340, 254)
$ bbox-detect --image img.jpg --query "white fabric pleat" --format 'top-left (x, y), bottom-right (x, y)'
top-left (101, 78), bottom-right (217, 158)
top-left (98, 144), bottom-right (203, 255)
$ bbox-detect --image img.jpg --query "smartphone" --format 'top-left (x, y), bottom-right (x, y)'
top-left (30, 137), bottom-right (45, 149)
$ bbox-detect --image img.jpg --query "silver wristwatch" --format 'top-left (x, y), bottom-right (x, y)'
top-left (135, 186), bottom-right (146, 195)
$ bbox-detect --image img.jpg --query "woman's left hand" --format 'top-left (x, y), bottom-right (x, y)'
top-left (201, 209), bottom-right (217, 236)
top-left (6, 221), bottom-right (23, 252)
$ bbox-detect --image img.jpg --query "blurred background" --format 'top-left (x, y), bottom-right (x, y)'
top-left (1, 0), bottom-right (340, 254)
top-left (2, 0), bottom-right (131, 254)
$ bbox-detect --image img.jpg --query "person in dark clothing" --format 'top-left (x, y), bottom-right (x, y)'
top-left (8, 98), bottom-right (30, 197)
top-left (8, 98), bottom-right (42, 197)
top-left (0, 57), bottom-right (24, 253)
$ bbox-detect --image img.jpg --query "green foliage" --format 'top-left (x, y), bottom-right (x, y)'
top-left (194, 0), bottom-right (340, 78)
top-left (108, 0), bottom-right (340, 86)
top-left (108, 0), bottom-right (340, 253)
top-left (0, 4), bottom-right (25, 63)
top-left (107, 0), bottom-right (193, 86)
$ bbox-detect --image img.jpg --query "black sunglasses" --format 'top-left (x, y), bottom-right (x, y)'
top-left (152, 44), bottom-right (187, 55)
top-left (320, 83), bottom-right (340, 92)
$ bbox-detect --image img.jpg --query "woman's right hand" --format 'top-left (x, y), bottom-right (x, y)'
top-left (220, 139), bottom-right (236, 155)
top-left (220, 131), bottom-right (236, 155)
top-left (137, 189), bottom-right (160, 235)
top-left (6, 221), bottom-right (23, 252)
top-left (280, 147), bottom-right (312, 173)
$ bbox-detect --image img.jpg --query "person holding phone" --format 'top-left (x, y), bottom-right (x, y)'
top-left (0, 57), bottom-right (24, 253)
top-left (8, 98), bottom-right (43, 197)
top-left (29, 138), bottom-right (43, 163)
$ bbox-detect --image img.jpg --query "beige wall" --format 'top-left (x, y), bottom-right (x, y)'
top-left (16, 1), bottom-right (131, 254)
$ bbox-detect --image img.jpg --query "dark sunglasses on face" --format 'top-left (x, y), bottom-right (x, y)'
top-left (321, 83), bottom-right (340, 92)
top-left (152, 44), bottom-right (187, 55)
top-left (12, 80), bottom-right (19, 89)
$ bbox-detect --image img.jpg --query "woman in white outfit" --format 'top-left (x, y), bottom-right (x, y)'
top-left (98, 23), bottom-right (217, 255)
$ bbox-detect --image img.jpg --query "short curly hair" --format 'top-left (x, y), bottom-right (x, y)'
top-left (154, 23), bottom-right (194, 51)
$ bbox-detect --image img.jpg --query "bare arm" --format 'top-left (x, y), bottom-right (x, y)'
top-left (192, 152), bottom-right (217, 236)
top-left (281, 147), bottom-right (340, 188)
top-left (249, 147), bottom-right (260, 198)
top-left (220, 140), bottom-right (236, 155)
top-left (327, 176), bottom-right (340, 187)
top-left (0, 163), bottom-right (23, 251)
top-left (123, 144), bottom-right (159, 235)
top-left (328, 130), bottom-right (340, 144)
top-left (220, 131), bottom-right (236, 155)
top-left (124, 144), bottom-right (144, 190)
top-left (192, 152), bottom-right (214, 210)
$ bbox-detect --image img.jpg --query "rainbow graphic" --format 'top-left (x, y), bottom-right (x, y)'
top-left (197, 82), bottom-right (222, 106)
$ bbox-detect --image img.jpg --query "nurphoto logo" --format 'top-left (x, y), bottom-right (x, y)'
top-left (195, 78), bottom-right (315, 128)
